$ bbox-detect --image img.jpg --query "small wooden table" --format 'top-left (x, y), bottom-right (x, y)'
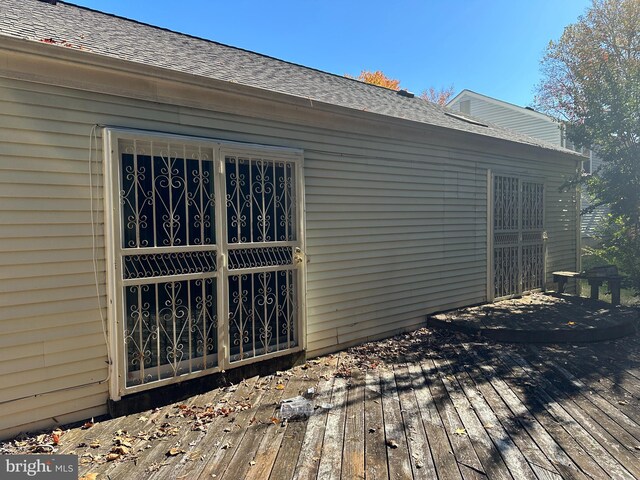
top-left (552, 268), bottom-right (623, 306)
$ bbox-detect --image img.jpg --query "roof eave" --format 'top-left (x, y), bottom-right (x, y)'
top-left (0, 35), bottom-right (582, 164)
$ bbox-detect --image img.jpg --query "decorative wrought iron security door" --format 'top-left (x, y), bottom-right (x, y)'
top-left (492, 175), bottom-right (545, 299)
top-left (222, 150), bottom-right (302, 365)
top-left (105, 130), bottom-right (304, 399)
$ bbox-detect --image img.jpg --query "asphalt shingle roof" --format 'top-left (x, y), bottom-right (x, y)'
top-left (0, 0), bottom-right (579, 156)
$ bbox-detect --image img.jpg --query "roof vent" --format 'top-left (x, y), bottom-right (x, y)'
top-left (444, 112), bottom-right (488, 127)
top-left (38, 0), bottom-right (58, 4)
top-left (397, 89), bottom-right (415, 98)
top-left (525, 106), bottom-right (535, 111)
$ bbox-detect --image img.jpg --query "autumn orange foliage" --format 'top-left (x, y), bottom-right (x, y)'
top-left (353, 70), bottom-right (401, 90)
top-left (420, 85), bottom-right (455, 106)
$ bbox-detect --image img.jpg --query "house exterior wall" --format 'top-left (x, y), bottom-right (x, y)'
top-left (449, 93), bottom-right (563, 146)
top-left (0, 50), bottom-right (579, 438)
top-left (450, 91), bottom-right (606, 240)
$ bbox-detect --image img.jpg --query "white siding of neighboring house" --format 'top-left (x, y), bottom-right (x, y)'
top-left (449, 93), bottom-right (563, 146)
top-left (0, 66), bottom-right (579, 438)
top-left (581, 152), bottom-right (608, 240)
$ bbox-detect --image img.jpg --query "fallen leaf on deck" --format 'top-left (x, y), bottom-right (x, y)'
top-left (386, 439), bottom-right (398, 449)
top-left (454, 428), bottom-right (467, 436)
top-left (82, 421), bottom-right (94, 430)
top-left (111, 445), bottom-right (130, 455)
top-left (166, 448), bottom-right (185, 456)
top-left (79, 474), bottom-right (99, 480)
top-left (249, 460), bottom-right (256, 466)
top-left (270, 417), bottom-right (279, 424)
top-left (619, 401), bottom-right (628, 405)
top-left (275, 384), bottom-right (285, 390)
top-left (106, 453), bottom-right (120, 462)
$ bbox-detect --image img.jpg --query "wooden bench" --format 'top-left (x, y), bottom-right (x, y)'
top-left (553, 265), bottom-right (623, 306)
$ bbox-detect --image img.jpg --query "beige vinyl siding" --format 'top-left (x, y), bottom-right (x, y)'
top-left (0, 74), bottom-right (577, 438)
top-left (450, 95), bottom-right (563, 146)
top-left (0, 77), bottom-right (110, 437)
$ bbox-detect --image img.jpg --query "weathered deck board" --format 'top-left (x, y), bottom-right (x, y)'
top-left (458, 343), bottom-right (589, 480)
top-left (380, 367), bottom-right (414, 480)
top-left (6, 322), bottom-right (640, 480)
top-left (430, 356), bottom-right (513, 480)
top-left (316, 374), bottom-right (348, 480)
top-left (419, 358), bottom-right (486, 480)
top-left (394, 363), bottom-right (438, 478)
top-left (407, 362), bottom-right (463, 480)
top-left (269, 359), bottom-right (332, 480)
top-left (341, 369), bottom-right (366, 480)
top-left (505, 349), bottom-right (639, 479)
top-left (495, 349), bottom-right (636, 480)
top-left (363, 369), bottom-right (390, 480)
top-left (290, 358), bottom-right (337, 480)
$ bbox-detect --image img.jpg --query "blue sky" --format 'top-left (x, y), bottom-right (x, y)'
top-left (69, 0), bottom-right (591, 107)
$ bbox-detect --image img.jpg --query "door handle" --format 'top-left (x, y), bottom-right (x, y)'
top-left (294, 247), bottom-right (307, 265)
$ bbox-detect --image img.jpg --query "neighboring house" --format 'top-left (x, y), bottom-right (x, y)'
top-left (448, 89), bottom-right (607, 242)
top-left (0, 0), bottom-right (583, 439)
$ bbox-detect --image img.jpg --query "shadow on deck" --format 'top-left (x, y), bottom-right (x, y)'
top-left (2, 294), bottom-right (640, 480)
top-left (427, 292), bottom-right (639, 343)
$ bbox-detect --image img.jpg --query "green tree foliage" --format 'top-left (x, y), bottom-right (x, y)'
top-left (535, 0), bottom-right (640, 293)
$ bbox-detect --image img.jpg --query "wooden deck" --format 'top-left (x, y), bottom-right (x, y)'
top-left (4, 327), bottom-right (640, 479)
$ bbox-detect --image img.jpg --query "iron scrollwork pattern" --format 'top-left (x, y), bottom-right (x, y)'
top-left (124, 279), bottom-right (217, 387)
top-left (493, 176), bottom-right (544, 298)
top-left (228, 270), bottom-right (297, 362)
top-left (123, 251), bottom-right (217, 279)
top-left (225, 156), bottom-right (296, 244)
top-left (119, 141), bottom-right (219, 387)
top-left (227, 246), bottom-right (293, 270)
top-left (120, 143), bottom-right (216, 248)
top-left (521, 182), bottom-right (544, 292)
top-left (225, 155), bottom-right (299, 363)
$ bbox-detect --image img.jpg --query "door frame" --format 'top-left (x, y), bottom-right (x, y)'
top-left (103, 127), bottom-right (306, 401)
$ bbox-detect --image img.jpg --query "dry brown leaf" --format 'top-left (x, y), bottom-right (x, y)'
top-left (114, 437), bottom-right (132, 448)
top-left (386, 439), bottom-right (399, 449)
top-left (106, 453), bottom-right (120, 462)
top-left (82, 421), bottom-right (95, 430)
top-left (166, 448), bottom-right (185, 456)
top-left (89, 441), bottom-right (100, 449)
top-left (454, 428), bottom-right (467, 436)
top-left (111, 445), bottom-right (130, 455)
top-left (79, 474), bottom-right (99, 480)
top-left (275, 384), bottom-right (285, 390)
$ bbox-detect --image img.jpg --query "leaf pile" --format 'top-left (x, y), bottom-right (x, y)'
top-left (166, 400), bottom-right (252, 432)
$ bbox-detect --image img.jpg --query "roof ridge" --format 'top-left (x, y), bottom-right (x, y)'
top-left (55, 0), bottom-right (399, 94)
